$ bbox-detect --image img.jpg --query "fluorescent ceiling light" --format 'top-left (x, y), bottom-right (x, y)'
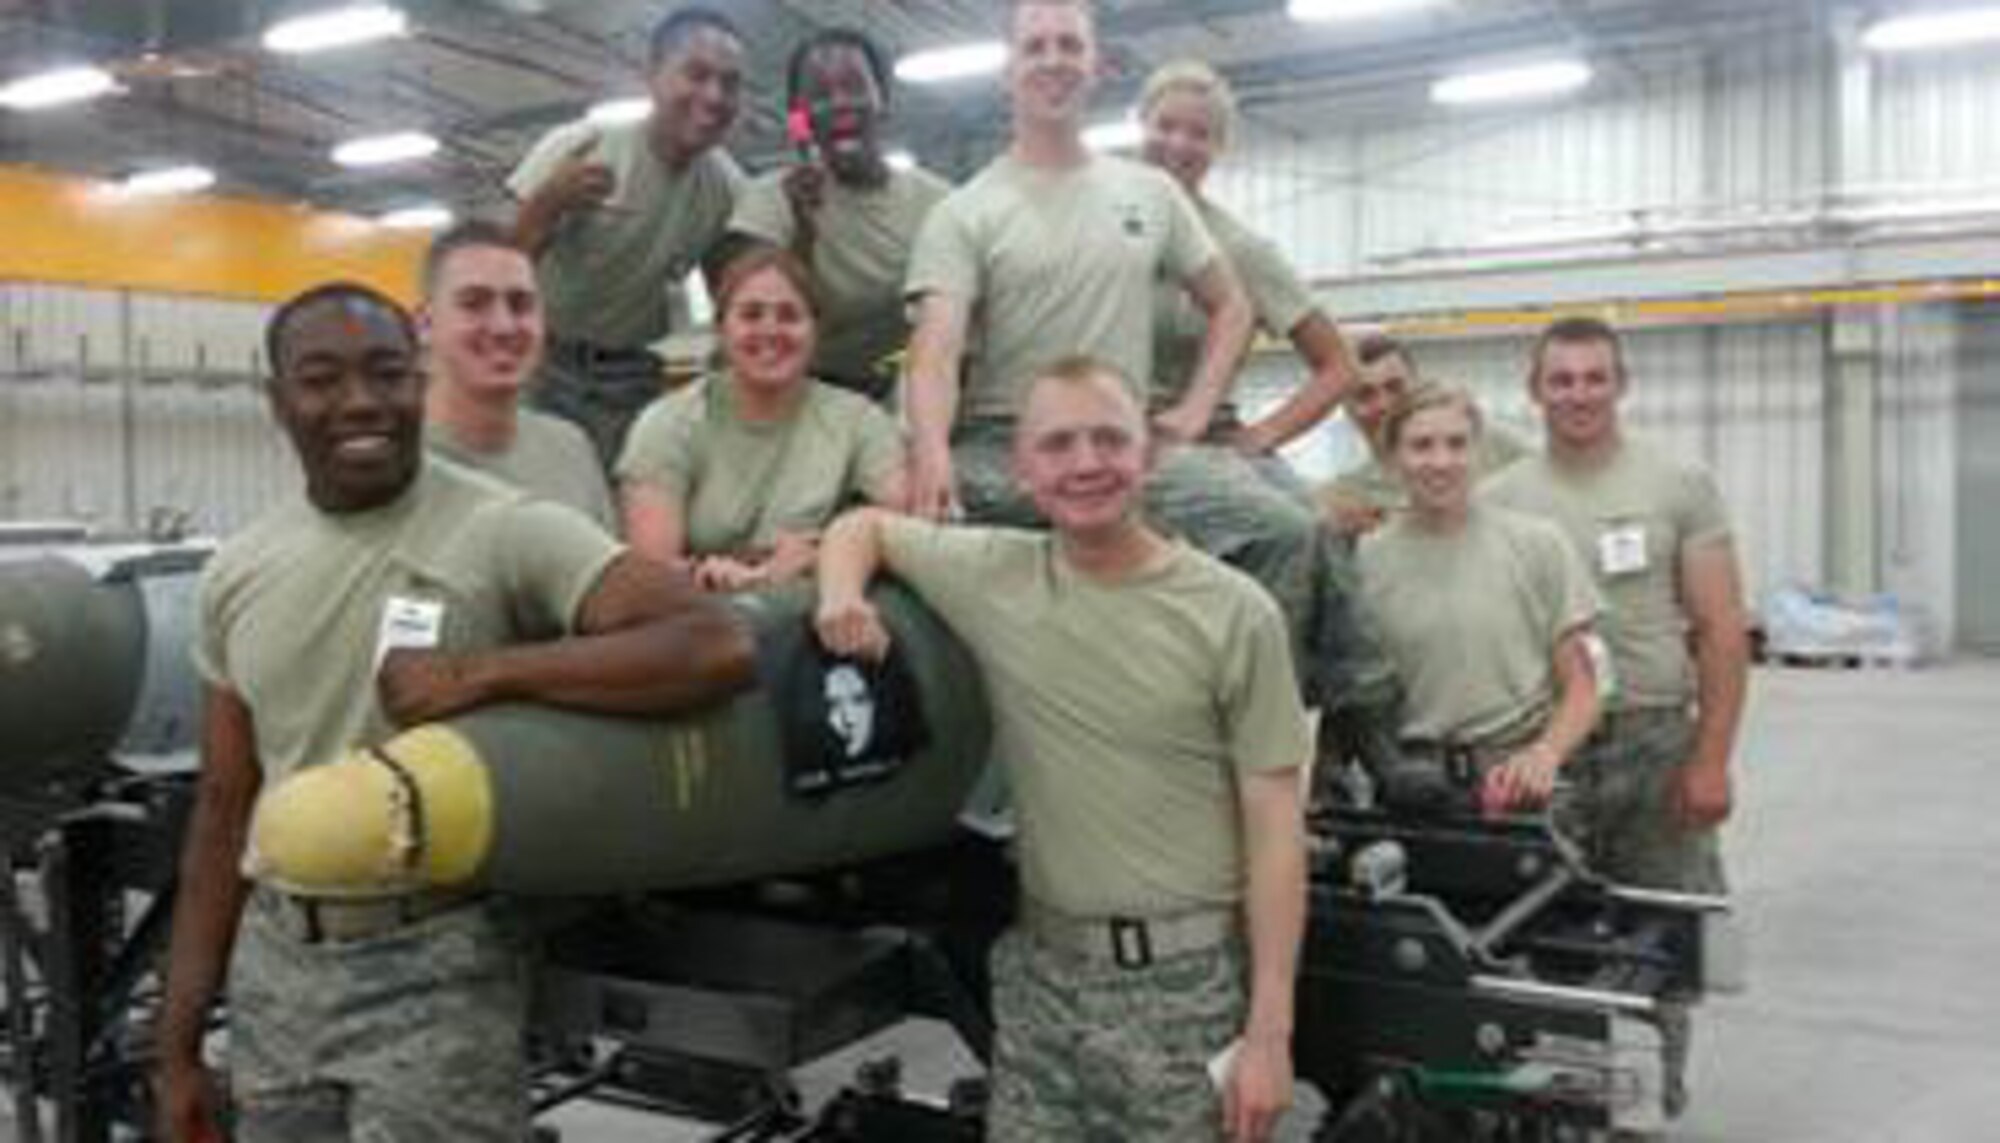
top-left (885, 149), bottom-right (917, 172)
top-left (264, 4), bottom-right (409, 54)
top-left (332, 130), bottom-right (438, 167)
top-left (1289, 0), bottom-right (1441, 23)
top-left (379, 204), bottom-right (453, 230)
top-left (1082, 118), bottom-right (1144, 152)
top-left (1862, 7), bottom-right (2000, 52)
top-left (122, 165), bottom-right (216, 196)
top-left (1432, 59), bottom-right (1592, 105)
top-left (586, 96), bottom-right (650, 126)
top-left (895, 41), bottom-right (1006, 85)
top-left (0, 65), bottom-right (119, 110)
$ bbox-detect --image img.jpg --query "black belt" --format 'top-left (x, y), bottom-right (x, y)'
top-left (546, 336), bottom-right (661, 371)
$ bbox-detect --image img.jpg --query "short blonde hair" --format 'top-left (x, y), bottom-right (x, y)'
top-left (1382, 381), bottom-right (1483, 452)
top-left (1139, 59), bottom-right (1237, 151)
top-left (1014, 354), bottom-right (1143, 421)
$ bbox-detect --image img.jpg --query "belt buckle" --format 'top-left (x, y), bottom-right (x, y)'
top-left (293, 896), bottom-right (420, 944)
top-left (1109, 917), bottom-right (1153, 969)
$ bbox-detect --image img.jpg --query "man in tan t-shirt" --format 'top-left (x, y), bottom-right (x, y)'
top-left (1483, 315), bottom-right (1749, 1118)
top-left (154, 284), bottom-right (753, 1143)
top-left (902, 0), bottom-right (1253, 520)
top-left (420, 219), bottom-right (614, 528)
top-left (817, 357), bottom-right (1310, 1143)
top-left (509, 6), bottom-right (745, 468)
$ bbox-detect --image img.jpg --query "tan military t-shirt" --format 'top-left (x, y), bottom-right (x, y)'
top-left (1360, 505), bottom-right (1601, 745)
top-left (905, 153), bottom-right (1217, 422)
top-left (1153, 198), bottom-right (1319, 421)
top-left (879, 520), bottom-right (1312, 917)
top-left (1321, 422), bottom-right (1534, 517)
top-left (1483, 437), bottom-right (1732, 709)
top-left (195, 459), bottom-right (623, 783)
top-left (617, 376), bottom-right (904, 555)
top-left (427, 408), bottom-right (616, 529)
top-left (508, 116), bottom-right (742, 348)
top-left (729, 165), bottom-right (950, 385)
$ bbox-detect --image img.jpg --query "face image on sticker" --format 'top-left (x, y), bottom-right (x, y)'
top-left (824, 663), bottom-right (877, 759)
top-left (1598, 523), bottom-right (1650, 577)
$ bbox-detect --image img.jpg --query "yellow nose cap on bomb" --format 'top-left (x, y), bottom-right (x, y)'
top-left (248, 724), bottom-right (496, 896)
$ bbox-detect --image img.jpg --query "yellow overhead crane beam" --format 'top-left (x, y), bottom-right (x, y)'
top-left (1358, 279), bottom-right (2000, 341)
top-left (0, 164), bottom-right (424, 304)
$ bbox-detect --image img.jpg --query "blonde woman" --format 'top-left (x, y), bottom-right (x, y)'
top-left (1358, 384), bottom-right (1602, 812)
top-left (1140, 59), bottom-right (1357, 458)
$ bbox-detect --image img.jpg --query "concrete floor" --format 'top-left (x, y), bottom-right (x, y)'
top-left (7, 660), bottom-right (1999, 1141)
top-left (1676, 659), bottom-right (2000, 1143)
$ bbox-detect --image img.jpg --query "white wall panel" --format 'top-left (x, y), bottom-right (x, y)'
top-left (129, 380), bottom-right (294, 536)
top-left (0, 373), bottom-right (290, 537)
top-left (1, 282), bottom-right (286, 538)
top-left (0, 377), bottom-right (123, 524)
top-left (1211, 37), bottom-right (1828, 278)
top-left (1873, 53), bottom-right (2000, 191)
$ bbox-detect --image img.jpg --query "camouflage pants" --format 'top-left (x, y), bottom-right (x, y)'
top-left (988, 927), bottom-right (1245, 1143)
top-left (1557, 706), bottom-right (1728, 895)
top-left (951, 424), bottom-right (1393, 712)
top-left (528, 342), bottom-right (665, 474)
top-left (228, 890), bottom-right (531, 1143)
top-left (1555, 706), bottom-right (1729, 1117)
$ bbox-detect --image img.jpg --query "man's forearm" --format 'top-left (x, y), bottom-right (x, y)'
top-left (158, 785), bottom-right (256, 1067)
top-left (819, 509), bottom-right (892, 605)
top-left (1690, 620), bottom-right (1749, 773)
top-left (1176, 293), bottom-right (1253, 429)
top-left (1240, 787), bottom-right (1307, 1042)
top-left (511, 191), bottom-right (566, 258)
top-left (466, 605), bottom-right (754, 714)
top-left (905, 333), bottom-right (962, 463)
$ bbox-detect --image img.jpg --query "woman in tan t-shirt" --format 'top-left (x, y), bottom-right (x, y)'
top-left (618, 247), bottom-right (907, 591)
top-left (1358, 384), bottom-right (1602, 814)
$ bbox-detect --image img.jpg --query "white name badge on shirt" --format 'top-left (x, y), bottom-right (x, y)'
top-left (1598, 524), bottom-right (1650, 577)
top-left (374, 596), bottom-right (445, 666)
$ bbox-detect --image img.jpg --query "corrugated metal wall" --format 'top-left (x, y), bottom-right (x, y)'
top-left (0, 282), bottom-right (285, 537)
top-left (1874, 52), bottom-right (2000, 189)
top-left (1213, 36), bottom-right (1828, 278)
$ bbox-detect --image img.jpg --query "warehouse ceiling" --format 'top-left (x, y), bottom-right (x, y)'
top-left (0, 0), bottom-right (1845, 219)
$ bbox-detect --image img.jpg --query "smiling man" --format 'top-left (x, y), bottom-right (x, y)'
top-left (816, 357), bottom-right (1311, 1143)
top-left (509, 5), bottom-right (746, 468)
top-left (153, 283), bottom-right (752, 1143)
top-left (902, 0), bottom-right (1254, 522)
top-left (1483, 315), bottom-right (1749, 1119)
top-left (420, 220), bottom-right (613, 527)
top-left (721, 27), bottom-right (950, 402)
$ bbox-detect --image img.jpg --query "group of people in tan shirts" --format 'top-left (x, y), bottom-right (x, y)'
top-left (156, 2), bottom-right (1750, 1141)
